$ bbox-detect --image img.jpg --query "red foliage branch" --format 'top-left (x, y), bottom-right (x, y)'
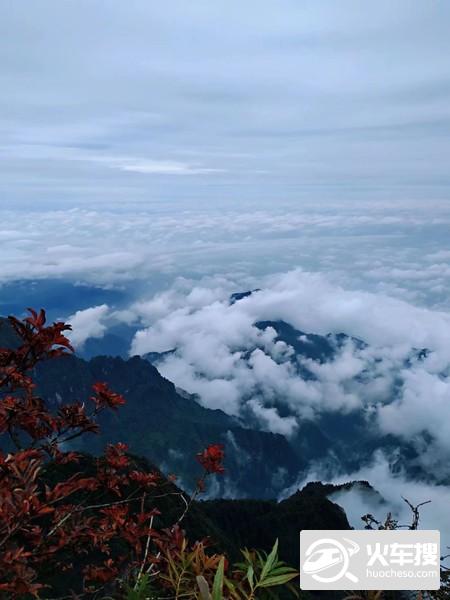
top-left (196, 444), bottom-right (225, 474)
top-left (0, 309), bottom-right (225, 597)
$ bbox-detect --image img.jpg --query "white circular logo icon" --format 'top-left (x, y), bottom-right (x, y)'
top-left (303, 537), bottom-right (360, 584)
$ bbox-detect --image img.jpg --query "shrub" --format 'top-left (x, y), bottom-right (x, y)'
top-left (0, 310), bottom-right (298, 599)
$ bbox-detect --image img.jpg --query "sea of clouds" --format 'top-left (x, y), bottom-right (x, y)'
top-left (1, 198), bottom-right (450, 536)
top-left (62, 268), bottom-right (450, 473)
top-left (2, 0), bottom-right (450, 547)
top-left (62, 267), bottom-right (450, 539)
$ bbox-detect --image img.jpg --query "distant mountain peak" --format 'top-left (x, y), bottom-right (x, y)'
top-left (229, 289), bottom-right (261, 304)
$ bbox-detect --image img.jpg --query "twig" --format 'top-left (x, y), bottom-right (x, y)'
top-left (401, 497), bottom-right (431, 530)
top-left (134, 513), bottom-right (154, 589)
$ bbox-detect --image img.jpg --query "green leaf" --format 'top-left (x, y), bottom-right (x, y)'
top-left (240, 548), bottom-right (252, 563)
top-left (264, 565), bottom-right (297, 577)
top-left (224, 577), bottom-right (241, 600)
top-left (258, 572), bottom-right (298, 588)
top-left (224, 577), bottom-right (236, 592)
top-left (212, 556), bottom-right (225, 600)
top-left (196, 575), bottom-right (212, 600)
top-left (247, 564), bottom-right (254, 589)
top-left (287, 581), bottom-right (300, 598)
top-left (260, 539), bottom-right (279, 582)
top-left (286, 583), bottom-right (300, 598)
top-left (124, 575), bottom-right (154, 600)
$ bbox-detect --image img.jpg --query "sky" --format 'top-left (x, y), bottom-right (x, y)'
top-left (1, 2), bottom-right (450, 394)
top-left (1, 1), bottom-right (450, 310)
top-left (2, 0), bottom-right (450, 208)
top-left (2, 0), bottom-right (450, 528)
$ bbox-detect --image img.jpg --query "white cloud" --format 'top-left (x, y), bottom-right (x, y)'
top-left (287, 452), bottom-right (450, 546)
top-left (377, 368), bottom-right (450, 454)
top-left (127, 270), bottom-right (450, 464)
top-left (119, 160), bottom-right (223, 175)
top-left (247, 398), bottom-right (298, 436)
top-left (66, 304), bottom-right (110, 349)
top-left (1, 203), bottom-right (449, 315)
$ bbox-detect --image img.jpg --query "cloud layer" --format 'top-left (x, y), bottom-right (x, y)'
top-left (284, 451), bottom-right (450, 545)
top-left (66, 304), bottom-right (110, 349)
top-left (2, 1), bottom-right (450, 206)
top-left (1, 199), bottom-right (450, 313)
top-left (126, 270), bottom-right (450, 465)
